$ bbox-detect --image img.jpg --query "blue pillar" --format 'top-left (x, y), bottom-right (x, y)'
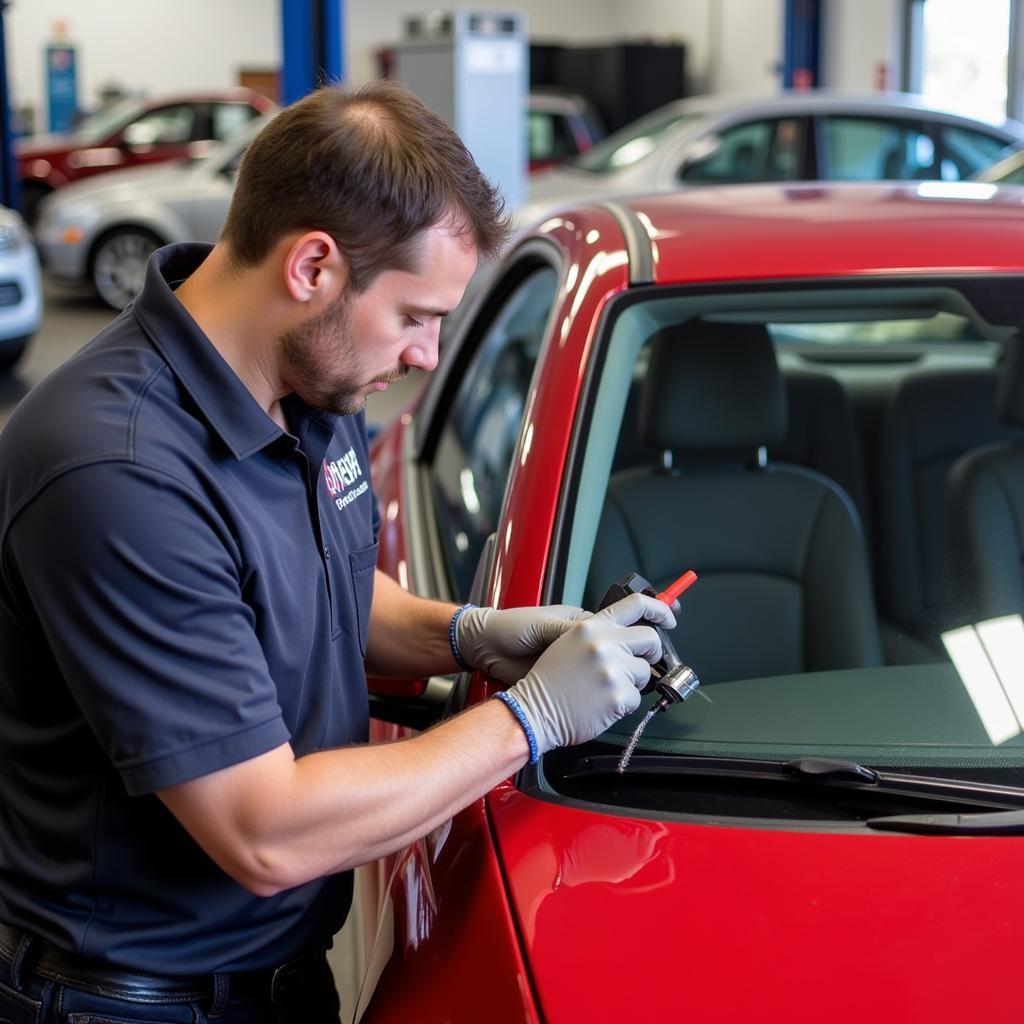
top-left (0, 1), bottom-right (18, 210)
top-left (281, 0), bottom-right (345, 106)
top-left (783, 0), bottom-right (821, 90)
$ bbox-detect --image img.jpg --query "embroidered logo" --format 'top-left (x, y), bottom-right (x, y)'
top-left (323, 448), bottom-right (368, 511)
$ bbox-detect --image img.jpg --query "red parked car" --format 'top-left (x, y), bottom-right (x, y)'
top-left (15, 88), bottom-right (276, 223)
top-left (354, 182), bottom-right (1024, 1022)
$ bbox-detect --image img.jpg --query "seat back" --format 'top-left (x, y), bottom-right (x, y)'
top-left (947, 337), bottom-right (1024, 621)
top-left (877, 368), bottom-right (1024, 639)
top-left (586, 321), bottom-right (882, 684)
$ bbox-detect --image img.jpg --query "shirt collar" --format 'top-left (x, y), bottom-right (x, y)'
top-left (132, 243), bottom-right (295, 460)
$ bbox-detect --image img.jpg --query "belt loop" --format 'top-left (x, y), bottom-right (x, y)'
top-left (10, 932), bottom-right (40, 993)
top-left (208, 971), bottom-right (229, 1018)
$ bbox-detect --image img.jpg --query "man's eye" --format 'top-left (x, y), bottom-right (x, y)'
top-left (407, 315), bottom-right (424, 328)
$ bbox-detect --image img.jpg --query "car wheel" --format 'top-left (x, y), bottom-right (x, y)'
top-left (0, 334), bottom-right (30, 373)
top-left (90, 228), bottom-right (163, 311)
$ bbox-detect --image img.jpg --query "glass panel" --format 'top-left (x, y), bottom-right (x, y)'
top-left (430, 266), bottom-right (559, 599)
top-left (212, 102), bottom-right (258, 141)
top-left (680, 118), bottom-right (803, 184)
top-left (824, 117), bottom-right (937, 180)
top-left (573, 109), bottom-right (699, 173)
top-left (942, 125), bottom-right (1015, 179)
top-left (122, 105), bottom-right (196, 146)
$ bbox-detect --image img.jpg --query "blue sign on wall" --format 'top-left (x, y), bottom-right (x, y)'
top-left (46, 44), bottom-right (77, 133)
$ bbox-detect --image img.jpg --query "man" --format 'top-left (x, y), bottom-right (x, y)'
top-left (0, 82), bottom-right (672, 1022)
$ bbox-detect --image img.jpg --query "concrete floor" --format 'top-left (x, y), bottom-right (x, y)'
top-left (0, 279), bottom-right (425, 1022)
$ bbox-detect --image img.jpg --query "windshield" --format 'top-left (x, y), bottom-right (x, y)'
top-left (571, 107), bottom-right (700, 173)
top-left (549, 276), bottom-right (1024, 820)
top-left (73, 98), bottom-right (146, 143)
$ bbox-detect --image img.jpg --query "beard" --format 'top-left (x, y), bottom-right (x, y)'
top-left (279, 288), bottom-right (407, 416)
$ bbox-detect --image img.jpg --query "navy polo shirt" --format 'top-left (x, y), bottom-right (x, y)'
top-left (0, 244), bottom-right (379, 972)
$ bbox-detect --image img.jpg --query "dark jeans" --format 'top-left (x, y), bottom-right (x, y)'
top-left (0, 930), bottom-right (341, 1024)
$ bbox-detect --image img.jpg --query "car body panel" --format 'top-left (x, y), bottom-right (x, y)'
top-left (0, 235), bottom-right (42, 344)
top-left (489, 781), bottom-right (1024, 1023)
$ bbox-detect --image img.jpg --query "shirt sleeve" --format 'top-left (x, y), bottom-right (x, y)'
top-left (6, 461), bottom-right (291, 795)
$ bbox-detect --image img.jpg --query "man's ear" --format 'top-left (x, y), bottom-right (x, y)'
top-left (282, 231), bottom-right (349, 306)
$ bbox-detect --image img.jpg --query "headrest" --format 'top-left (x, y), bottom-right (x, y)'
top-left (638, 321), bottom-right (787, 452)
top-left (998, 332), bottom-right (1024, 427)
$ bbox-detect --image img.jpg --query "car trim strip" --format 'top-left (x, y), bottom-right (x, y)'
top-left (599, 200), bottom-right (654, 285)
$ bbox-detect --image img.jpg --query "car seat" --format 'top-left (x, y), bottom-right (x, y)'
top-left (947, 334), bottom-right (1024, 621)
top-left (584, 320), bottom-right (882, 684)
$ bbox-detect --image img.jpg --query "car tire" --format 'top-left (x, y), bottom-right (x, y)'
top-left (90, 227), bottom-right (164, 311)
top-left (0, 334), bottom-right (31, 373)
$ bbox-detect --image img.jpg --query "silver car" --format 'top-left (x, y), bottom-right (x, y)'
top-left (0, 205), bottom-right (42, 371)
top-left (36, 115), bottom-right (271, 310)
top-left (518, 89), bottom-right (1024, 229)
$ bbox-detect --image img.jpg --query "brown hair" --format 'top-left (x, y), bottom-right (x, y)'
top-left (220, 81), bottom-right (511, 289)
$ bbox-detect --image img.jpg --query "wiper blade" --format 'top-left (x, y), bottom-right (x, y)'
top-left (866, 809), bottom-right (1024, 835)
top-left (563, 754), bottom-right (1024, 810)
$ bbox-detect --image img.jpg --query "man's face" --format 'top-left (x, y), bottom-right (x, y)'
top-left (280, 222), bottom-right (478, 416)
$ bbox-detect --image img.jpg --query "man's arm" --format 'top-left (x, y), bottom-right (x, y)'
top-left (159, 593), bottom-right (671, 898)
top-left (363, 569), bottom-right (459, 677)
top-left (158, 698), bottom-right (528, 897)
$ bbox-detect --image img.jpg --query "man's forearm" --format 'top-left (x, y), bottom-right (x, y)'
top-left (158, 697), bottom-right (529, 895)
top-left (364, 569), bottom-right (462, 677)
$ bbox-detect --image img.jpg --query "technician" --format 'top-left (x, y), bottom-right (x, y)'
top-left (0, 82), bottom-right (672, 1023)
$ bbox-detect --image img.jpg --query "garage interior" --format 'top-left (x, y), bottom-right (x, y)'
top-left (2, 2), bottom-right (1024, 1022)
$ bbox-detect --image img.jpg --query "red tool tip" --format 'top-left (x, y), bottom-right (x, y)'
top-left (656, 570), bottom-right (698, 606)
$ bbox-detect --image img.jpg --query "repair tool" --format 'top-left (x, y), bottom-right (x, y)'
top-left (597, 569), bottom-right (703, 772)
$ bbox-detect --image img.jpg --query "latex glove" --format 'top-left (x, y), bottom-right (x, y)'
top-left (456, 604), bottom-right (592, 685)
top-left (503, 593), bottom-right (675, 755)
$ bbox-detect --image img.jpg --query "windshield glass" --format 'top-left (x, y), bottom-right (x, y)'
top-left (551, 276), bottom-right (1024, 817)
top-left (571, 108), bottom-right (700, 173)
top-left (74, 98), bottom-right (145, 143)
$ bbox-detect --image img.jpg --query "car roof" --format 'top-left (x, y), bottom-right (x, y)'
top-left (561, 182), bottom-right (1024, 284)
top-left (648, 88), bottom-right (1024, 134)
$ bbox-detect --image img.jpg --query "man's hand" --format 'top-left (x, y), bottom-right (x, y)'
top-left (500, 593), bottom-right (675, 755)
top-left (456, 604), bottom-right (592, 683)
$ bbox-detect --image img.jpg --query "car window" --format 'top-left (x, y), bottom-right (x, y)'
top-left (941, 125), bottom-right (1016, 180)
top-left (122, 104), bottom-right (196, 147)
top-left (212, 102), bottom-right (260, 141)
top-left (823, 116), bottom-right (938, 180)
top-left (678, 117), bottom-right (804, 184)
top-left (573, 108), bottom-right (700, 173)
top-left (547, 277), bottom-right (1024, 820)
top-left (528, 110), bottom-right (579, 163)
top-left (429, 265), bottom-right (559, 599)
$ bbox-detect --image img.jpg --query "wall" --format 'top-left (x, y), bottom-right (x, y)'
top-left (820, 0), bottom-right (905, 91)
top-left (7, 0), bottom-right (280, 127)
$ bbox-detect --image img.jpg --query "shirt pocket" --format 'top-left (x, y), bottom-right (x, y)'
top-left (348, 541), bottom-right (379, 656)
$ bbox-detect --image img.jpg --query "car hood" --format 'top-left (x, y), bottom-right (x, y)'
top-left (45, 163), bottom-right (197, 207)
top-left (15, 133), bottom-right (84, 158)
top-left (488, 784), bottom-right (1024, 1021)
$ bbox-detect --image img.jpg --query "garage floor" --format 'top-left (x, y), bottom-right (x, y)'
top-left (1, 279), bottom-right (424, 1023)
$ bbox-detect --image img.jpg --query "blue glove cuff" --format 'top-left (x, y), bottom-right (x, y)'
top-left (494, 690), bottom-right (540, 764)
top-left (449, 603), bottom-right (476, 672)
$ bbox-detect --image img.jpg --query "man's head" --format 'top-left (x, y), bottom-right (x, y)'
top-left (215, 82), bottom-right (511, 416)
top-left (221, 81), bottom-right (511, 291)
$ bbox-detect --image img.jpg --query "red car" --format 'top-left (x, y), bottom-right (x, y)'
top-left (15, 88), bottom-right (276, 223)
top-left (355, 182), bottom-right (1024, 1021)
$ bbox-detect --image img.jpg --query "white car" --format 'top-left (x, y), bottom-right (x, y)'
top-left (0, 205), bottom-right (42, 371)
top-left (36, 115), bottom-right (271, 310)
top-left (518, 89), bottom-right (1024, 229)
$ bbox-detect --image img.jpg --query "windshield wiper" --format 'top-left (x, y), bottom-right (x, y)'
top-left (866, 808), bottom-right (1024, 835)
top-left (561, 754), bottom-right (1024, 811)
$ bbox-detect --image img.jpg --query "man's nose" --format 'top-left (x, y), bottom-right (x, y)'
top-left (402, 325), bottom-right (441, 373)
